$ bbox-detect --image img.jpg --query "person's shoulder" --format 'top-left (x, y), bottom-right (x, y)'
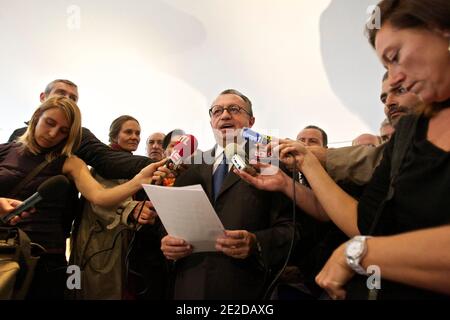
top-left (81, 127), bottom-right (92, 133)
top-left (0, 142), bottom-right (11, 153)
top-left (8, 127), bottom-right (27, 143)
top-left (80, 127), bottom-right (95, 139)
top-left (328, 144), bottom-right (385, 157)
top-left (11, 127), bottom-right (27, 134)
top-left (0, 141), bottom-right (20, 152)
top-left (78, 127), bottom-right (105, 149)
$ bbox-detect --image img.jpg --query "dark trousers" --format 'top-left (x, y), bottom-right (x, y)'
top-left (26, 253), bottom-right (67, 300)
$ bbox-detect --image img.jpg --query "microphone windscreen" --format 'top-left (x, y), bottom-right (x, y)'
top-left (37, 175), bottom-right (71, 200)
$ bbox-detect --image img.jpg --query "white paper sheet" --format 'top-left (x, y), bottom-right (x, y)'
top-left (142, 184), bottom-right (225, 252)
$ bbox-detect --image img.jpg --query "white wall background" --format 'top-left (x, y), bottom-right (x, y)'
top-left (0, 0), bottom-right (385, 155)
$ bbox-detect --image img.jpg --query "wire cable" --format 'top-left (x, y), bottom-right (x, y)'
top-left (263, 157), bottom-right (299, 299)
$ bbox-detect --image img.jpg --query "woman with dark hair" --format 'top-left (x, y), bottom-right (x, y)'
top-left (0, 99), bottom-right (163, 299)
top-left (108, 115), bottom-right (141, 152)
top-left (299, 0), bottom-right (449, 299)
top-left (237, 0), bottom-right (450, 299)
top-left (71, 115), bottom-right (168, 300)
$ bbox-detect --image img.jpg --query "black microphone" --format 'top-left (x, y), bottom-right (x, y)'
top-left (1, 175), bottom-right (70, 224)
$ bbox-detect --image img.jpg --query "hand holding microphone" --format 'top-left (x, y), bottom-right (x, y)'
top-left (273, 138), bottom-right (318, 173)
top-left (0, 198), bottom-right (35, 225)
top-left (1, 175), bottom-right (70, 224)
top-left (240, 127), bottom-right (320, 174)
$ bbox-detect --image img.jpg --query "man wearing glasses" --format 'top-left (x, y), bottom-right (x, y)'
top-left (160, 89), bottom-right (295, 300)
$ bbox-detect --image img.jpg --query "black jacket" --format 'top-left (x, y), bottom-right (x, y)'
top-left (9, 127), bottom-right (153, 179)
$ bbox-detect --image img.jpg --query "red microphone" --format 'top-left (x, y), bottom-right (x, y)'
top-left (153, 134), bottom-right (198, 186)
top-left (167, 134), bottom-right (198, 167)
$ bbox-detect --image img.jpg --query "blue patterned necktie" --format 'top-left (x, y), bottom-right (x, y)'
top-left (212, 153), bottom-right (227, 200)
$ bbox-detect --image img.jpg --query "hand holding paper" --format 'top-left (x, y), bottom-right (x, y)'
top-left (142, 184), bottom-right (225, 253)
top-left (161, 235), bottom-right (193, 260)
top-left (215, 230), bottom-right (257, 259)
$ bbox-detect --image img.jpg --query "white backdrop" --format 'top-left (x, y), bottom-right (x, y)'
top-left (0, 0), bottom-right (385, 154)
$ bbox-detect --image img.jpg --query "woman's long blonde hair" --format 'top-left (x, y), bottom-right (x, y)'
top-left (18, 96), bottom-right (82, 161)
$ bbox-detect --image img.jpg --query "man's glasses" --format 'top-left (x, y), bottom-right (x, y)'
top-left (209, 105), bottom-right (252, 118)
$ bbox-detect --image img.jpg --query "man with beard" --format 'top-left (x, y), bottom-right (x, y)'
top-left (323, 72), bottom-right (421, 185)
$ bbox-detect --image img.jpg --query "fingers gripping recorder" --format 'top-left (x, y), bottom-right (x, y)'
top-left (154, 134), bottom-right (198, 186)
top-left (224, 143), bottom-right (258, 176)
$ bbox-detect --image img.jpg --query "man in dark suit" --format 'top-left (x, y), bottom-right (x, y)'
top-left (160, 89), bottom-right (296, 299)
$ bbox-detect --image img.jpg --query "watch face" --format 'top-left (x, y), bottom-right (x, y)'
top-left (347, 241), bottom-right (363, 257)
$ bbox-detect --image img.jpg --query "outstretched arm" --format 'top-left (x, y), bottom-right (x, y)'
top-left (316, 225), bottom-right (450, 299)
top-left (63, 156), bottom-right (165, 207)
top-left (76, 127), bottom-right (153, 179)
top-left (277, 140), bottom-right (360, 237)
top-left (234, 163), bottom-right (329, 222)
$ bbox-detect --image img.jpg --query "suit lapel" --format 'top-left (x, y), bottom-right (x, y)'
top-left (217, 170), bottom-right (240, 200)
top-left (199, 148), bottom-right (215, 202)
top-left (202, 145), bottom-right (242, 201)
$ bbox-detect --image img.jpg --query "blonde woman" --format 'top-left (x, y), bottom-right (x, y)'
top-left (0, 96), bottom-right (163, 299)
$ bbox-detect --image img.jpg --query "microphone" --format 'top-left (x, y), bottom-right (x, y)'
top-left (224, 143), bottom-right (258, 176)
top-left (241, 128), bottom-right (273, 145)
top-left (166, 134), bottom-right (198, 168)
top-left (153, 134), bottom-right (198, 186)
top-left (241, 128), bottom-right (278, 160)
top-left (1, 175), bottom-right (70, 224)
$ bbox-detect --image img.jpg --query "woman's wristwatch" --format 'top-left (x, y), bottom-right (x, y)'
top-left (345, 235), bottom-right (372, 275)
